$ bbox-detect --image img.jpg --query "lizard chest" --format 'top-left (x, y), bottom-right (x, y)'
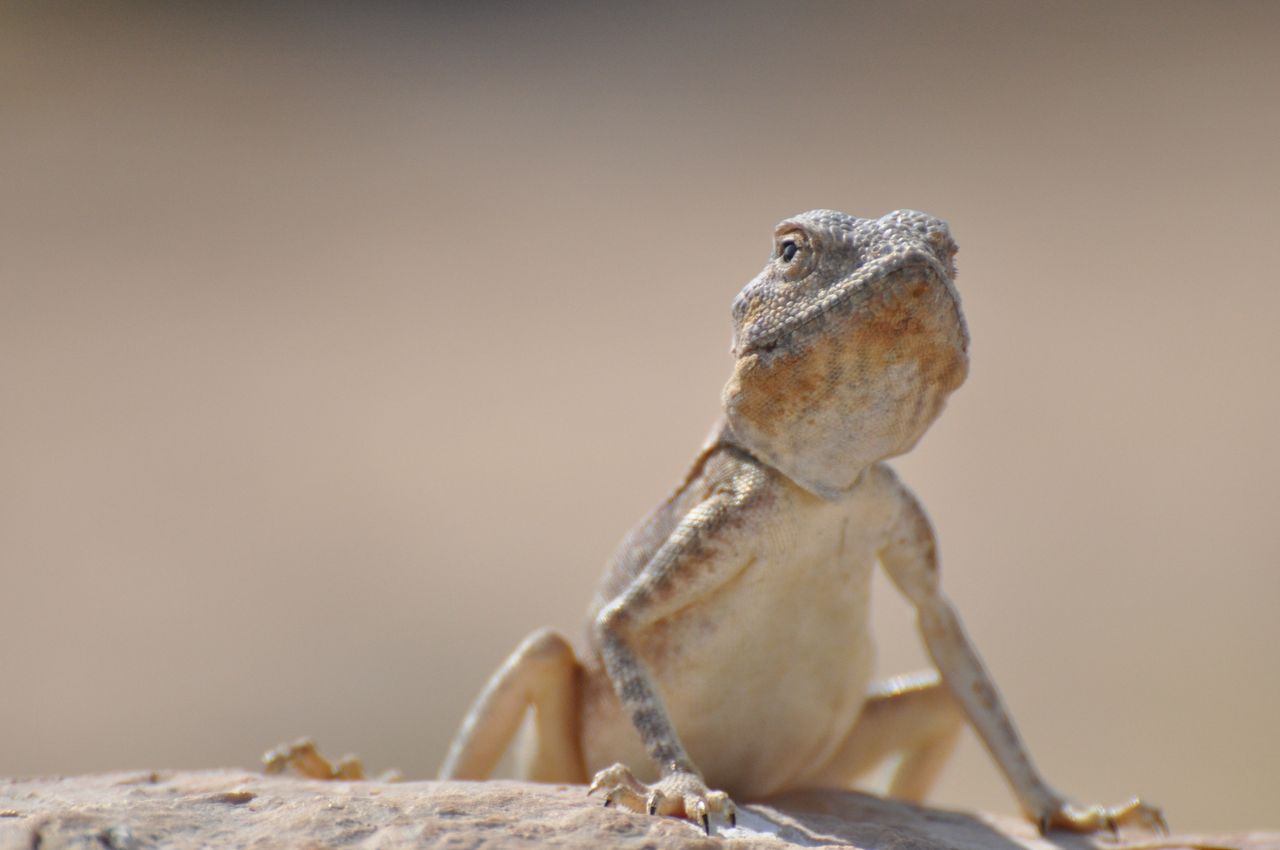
top-left (649, 487), bottom-right (883, 714)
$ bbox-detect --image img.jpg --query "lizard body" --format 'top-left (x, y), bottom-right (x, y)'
top-left (551, 210), bottom-right (985, 826)
top-left (331, 210), bottom-right (1164, 835)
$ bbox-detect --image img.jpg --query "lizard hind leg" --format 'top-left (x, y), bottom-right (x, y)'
top-left (439, 627), bottom-right (586, 784)
top-left (810, 669), bottom-right (963, 802)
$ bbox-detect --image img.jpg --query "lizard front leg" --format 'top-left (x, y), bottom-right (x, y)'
top-left (591, 619), bottom-right (735, 833)
top-left (879, 475), bottom-right (1165, 834)
top-left (588, 464), bottom-right (766, 834)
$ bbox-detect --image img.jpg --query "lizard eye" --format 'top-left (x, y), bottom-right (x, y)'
top-left (779, 240), bottom-right (798, 263)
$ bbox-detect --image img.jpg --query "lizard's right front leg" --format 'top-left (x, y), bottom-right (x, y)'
top-left (586, 471), bottom-right (764, 835)
top-left (590, 611), bottom-right (735, 833)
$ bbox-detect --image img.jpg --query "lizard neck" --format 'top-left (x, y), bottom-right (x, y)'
top-left (716, 417), bottom-right (869, 501)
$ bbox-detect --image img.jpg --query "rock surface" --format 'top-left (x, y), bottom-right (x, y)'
top-left (0, 771), bottom-right (1273, 850)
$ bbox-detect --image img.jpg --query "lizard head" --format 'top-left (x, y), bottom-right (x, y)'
top-left (722, 209), bottom-right (969, 499)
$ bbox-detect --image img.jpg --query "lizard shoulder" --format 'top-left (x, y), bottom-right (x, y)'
top-left (587, 429), bottom-right (777, 621)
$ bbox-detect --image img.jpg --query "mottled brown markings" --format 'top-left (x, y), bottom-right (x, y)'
top-left (727, 267), bottom-right (966, 448)
top-left (591, 444), bottom-right (762, 621)
top-left (618, 675), bottom-right (649, 704)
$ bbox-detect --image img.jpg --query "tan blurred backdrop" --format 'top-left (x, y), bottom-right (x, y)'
top-left (1, 1), bottom-right (1276, 831)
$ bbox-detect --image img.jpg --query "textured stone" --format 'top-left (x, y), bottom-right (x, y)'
top-left (0, 772), bottom-right (1272, 850)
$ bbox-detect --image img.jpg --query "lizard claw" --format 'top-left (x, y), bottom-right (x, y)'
top-left (588, 762), bottom-right (736, 834)
top-left (646, 790), bottom-right (662, 816)
top-left (689, 797), bottom-right (710, 834)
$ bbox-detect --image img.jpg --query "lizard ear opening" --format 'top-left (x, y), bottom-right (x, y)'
top-left (722, 264), bottom-right (968, 498)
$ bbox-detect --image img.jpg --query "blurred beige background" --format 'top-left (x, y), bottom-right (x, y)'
top-left (2, 1), bottom-right (1276, 832)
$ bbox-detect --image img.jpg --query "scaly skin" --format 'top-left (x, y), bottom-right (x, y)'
top-left (434, 210), bottom-right (1164, 836)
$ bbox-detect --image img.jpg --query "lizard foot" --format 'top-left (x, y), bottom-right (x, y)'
top-left (262, 737), bottom-right (401, 781)
top-left (588, 763), bottom-right (735, 835)
top-left (263, 738), bottom-right (365, 779)
top-left (1036, 797), bottom-right (1167, 835)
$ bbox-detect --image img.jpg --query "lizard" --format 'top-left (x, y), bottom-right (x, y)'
top-left (274, 209), bottom-right (1166, 837)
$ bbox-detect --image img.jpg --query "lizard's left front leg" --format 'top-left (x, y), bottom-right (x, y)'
top-left (589, 481), bottom-right (762, 834)
top-left (879, 477), bottom-right (1165, 835)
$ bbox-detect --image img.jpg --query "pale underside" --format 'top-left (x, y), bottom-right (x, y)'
top-left (575, 457), bottom-right (896, 799)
